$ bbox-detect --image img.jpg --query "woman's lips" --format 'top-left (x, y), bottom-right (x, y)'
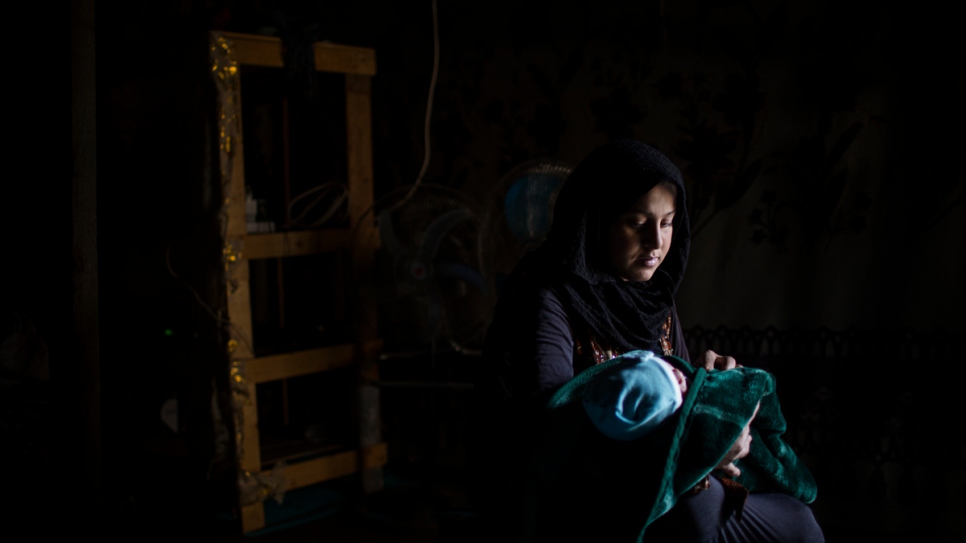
top-left (637, 255), bottom-right (660, 267)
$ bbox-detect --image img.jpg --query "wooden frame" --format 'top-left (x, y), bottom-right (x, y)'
top-left (209, 30), bottom-right (384, 534)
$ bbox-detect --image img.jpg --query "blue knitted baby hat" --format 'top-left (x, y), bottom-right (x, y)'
top-left (581, 350), bottom-right (684, 441)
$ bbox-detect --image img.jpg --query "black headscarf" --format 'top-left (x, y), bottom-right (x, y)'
top-left (505, 139), bottom-right (690, 355)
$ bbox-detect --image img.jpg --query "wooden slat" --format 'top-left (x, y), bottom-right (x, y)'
top-left (226, 260), bottom-right (255, 360)
top-left (240, 503), bottom-right (266, 533)
top-left (345, 73), bottom-right (379, 345)
top-left (246, 344), bottom-right (351, 384)
top-left (242, 228), bottom-right (351, 260)
top-left (260, 442), bottom-right (343, 468)
top-left (361, 439), bottom-right (389, 469)
top-left (286, 450), bottom-right (356, 489)
top-left (244, 340), bottom-right (383, 384)
top-left (313, 42), bottom-right (377, 75)
top-left (217, 31), bottom-right (377, 75)
top-left (345, 74), bottom-right (375, 235)
top-left (226, 81), bottom-right (248, 239)
top-left (283, 443), bottom-right (389, 490)
top-left (239, 381), bottom-right (261, 472)
top-left (345, 72), bottom-right (383, 495)
top-left (240, 443), bottom-right (387, 531)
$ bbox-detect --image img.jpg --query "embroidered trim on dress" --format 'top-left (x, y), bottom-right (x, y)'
top-left (575, 310), bottom-right (674, 365)
top-left (659, 312), bottom-right (673, 356)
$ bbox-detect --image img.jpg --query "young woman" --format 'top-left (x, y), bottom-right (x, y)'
top-left (469, 139), bottom-right (824, 542)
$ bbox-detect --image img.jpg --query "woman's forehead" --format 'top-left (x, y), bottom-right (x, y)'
top-left (623, 184), bottom-right (678, 214)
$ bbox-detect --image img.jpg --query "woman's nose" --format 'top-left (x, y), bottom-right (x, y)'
top-left (639, 224), bottom-right (662, 247)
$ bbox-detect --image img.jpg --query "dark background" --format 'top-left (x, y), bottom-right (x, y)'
top-left (7, 0), bottom-right (966, 540)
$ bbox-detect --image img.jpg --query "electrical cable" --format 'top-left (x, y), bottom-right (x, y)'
top-left (399, 0), bottom-right (440, 207)
top-left (349, 0), bottom-right (440, 265)
top-left (284, 181), bottom-right (348, 228)
top-left (350, 0), bottom-right (441, 379)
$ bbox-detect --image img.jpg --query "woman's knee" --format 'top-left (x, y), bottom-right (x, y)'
top-left (731, 493), bottom-right (824, 543)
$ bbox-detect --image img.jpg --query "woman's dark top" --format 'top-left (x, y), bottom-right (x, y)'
top-left (485, 272), bottom-right (690, 405)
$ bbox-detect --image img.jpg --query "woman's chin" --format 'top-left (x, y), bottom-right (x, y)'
top-left (619, 267), bottom-right (658, 282)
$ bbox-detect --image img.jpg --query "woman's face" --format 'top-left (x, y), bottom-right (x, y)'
top-left (604, 183), bottom-right (676, 282)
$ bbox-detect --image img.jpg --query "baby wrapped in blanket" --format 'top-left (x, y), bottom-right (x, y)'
top-left (527, 350), bottom-right (818, 543)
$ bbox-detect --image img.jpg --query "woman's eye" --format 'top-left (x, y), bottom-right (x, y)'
top-left (621, 217), bottom-right (643, 229)
top-left (661, 221), bottom-right (673, 228)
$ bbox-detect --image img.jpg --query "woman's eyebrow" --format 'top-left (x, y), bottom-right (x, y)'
top-left (626, 209), bottom-right (676, 217)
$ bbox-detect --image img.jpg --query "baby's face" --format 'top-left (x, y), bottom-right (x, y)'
top-left (659, 359), bottom-right (688, 395)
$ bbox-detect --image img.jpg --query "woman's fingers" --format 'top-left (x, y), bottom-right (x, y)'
top-left (717, 423), bottom-right (752, 471)
top-left (733, 425), bottom-right (752, 460)
top-left (717, 462), bottom-right (741, 478)
top-left (700, 350), bottom-right (716, 370)
top-left (713, 405), bottom-right (759, 480)
top-left (701, 354), bottom-right (759, 481)
top-left (718, 420), bottom-right (753, 464)
top-left (700, 350), bottom-right (738, 371)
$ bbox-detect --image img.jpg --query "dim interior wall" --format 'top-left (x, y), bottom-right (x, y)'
top-left (398, 0), bottom-right (965, 334)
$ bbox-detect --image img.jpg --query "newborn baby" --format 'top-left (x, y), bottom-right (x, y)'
top-left (581, 350), bottom-right (689, 441)
top-left (580, 349), bottom-right (754, 478)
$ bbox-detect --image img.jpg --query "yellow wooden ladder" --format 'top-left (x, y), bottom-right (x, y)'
top-left (209, 30), bottom-right (386, 534)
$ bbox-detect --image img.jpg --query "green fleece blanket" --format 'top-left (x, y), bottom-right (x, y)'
top-left (529, 352), bottom-right (817, 542)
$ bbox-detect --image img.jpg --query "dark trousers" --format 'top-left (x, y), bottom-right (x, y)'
top-left (646, 476), bottom-right (825, 543)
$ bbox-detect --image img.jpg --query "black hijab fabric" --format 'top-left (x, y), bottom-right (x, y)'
top-left (508, 138), bottom-right (690, 355)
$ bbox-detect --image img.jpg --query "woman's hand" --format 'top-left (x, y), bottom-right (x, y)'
top-left (715, 402), bottom-right (760, 478)
top-left (700, 350), bottom-right (739, 371)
